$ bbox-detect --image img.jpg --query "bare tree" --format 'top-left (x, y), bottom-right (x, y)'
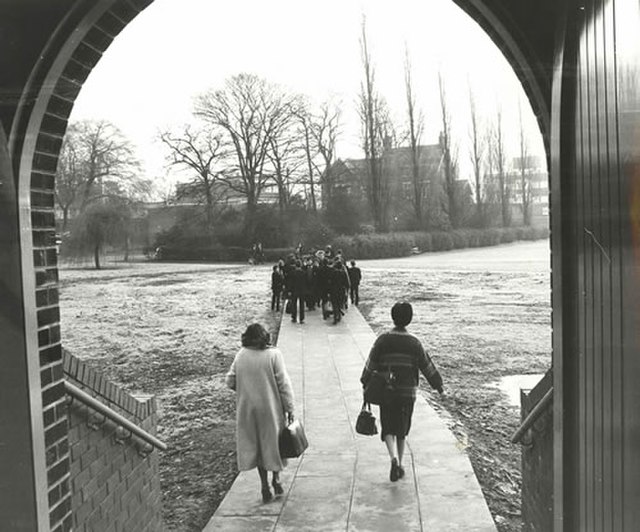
top-left (438, 72), bottom-right (461, 228)
top-left (308, 100), bottom-right (341, 209)
top-left (294, 104), bottom-right (319, 212)
top-left (404, 47), bottom-right (426, 228)
top-left (55, 120), bottom-right (146, 231)
top-left (491, 106), bottom-right (511, 227)
top-left (359, 18), bottom-right (391, 231)
top-left (468, 87), bottom-right (486, 225)
top-left (55, 136), bottom-right (83, 231)
top-left (517, 101), bottom-right (532, 226)
top-left (266, 118), bottom-right (305, 214)
top-left (67, 202), bottom-right (130, 269)
top-left (159, 125), bottom-right (227, 231)
top-left (195, 73), bottom-right (296, 239)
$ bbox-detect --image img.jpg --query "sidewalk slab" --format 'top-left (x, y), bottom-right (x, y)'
top-left (204, 306), bottom-right (497, 532)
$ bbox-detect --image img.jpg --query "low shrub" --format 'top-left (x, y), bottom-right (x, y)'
top-left (156, 225), bottom-right (550, 262)
top-left (158, 246), bottom-right (249, 262)
top-left (329, 225), bottom-right (549, 260)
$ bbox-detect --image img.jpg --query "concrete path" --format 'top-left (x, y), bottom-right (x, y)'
top-left (204, 307), bottom-right (497, 532)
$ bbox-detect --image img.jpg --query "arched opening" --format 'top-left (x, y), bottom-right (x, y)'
top-left (5, 1), bottom-right (557, 530)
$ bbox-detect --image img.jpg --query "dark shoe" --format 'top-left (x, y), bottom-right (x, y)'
top-left (299, 320), bottom-right (304, 324)
top-left (262, 487), bottom-right (273, 503)
top-left (390, 458), bottom-right (399, 482)
top-left (398, 465), bottom-right (405, 479)
top-left (291, 318), bottom-right (296, 323)
top-left (272, 480), bottom-right (284, 496)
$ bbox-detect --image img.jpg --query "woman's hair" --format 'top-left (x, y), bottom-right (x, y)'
top-left (241, 323), bottom-right (271, 349)
top-left (391, 301), bottom-right (413, 328)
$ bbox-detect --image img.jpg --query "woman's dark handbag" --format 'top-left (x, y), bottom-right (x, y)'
top-left (285, 299), bottom-right (293, 314)
top-left (279, 419), bottom-right (309, 458)
top-left (363, 369), bottom-right (396, 405)
top-left (355, 402), bottom-right (378, 436)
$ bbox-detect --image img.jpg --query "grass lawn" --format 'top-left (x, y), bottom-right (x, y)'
top-left (59, 249), bottom-right (551, 532)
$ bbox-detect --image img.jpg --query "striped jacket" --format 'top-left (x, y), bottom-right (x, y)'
top-left (360, 328), bottom-right (443, 398)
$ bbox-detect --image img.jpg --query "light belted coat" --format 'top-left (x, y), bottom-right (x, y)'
top-left (225, 346), bottom-right (295, 471)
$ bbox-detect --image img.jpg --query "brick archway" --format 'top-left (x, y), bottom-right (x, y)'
top-left (3, 1), bottom-right (556, 529)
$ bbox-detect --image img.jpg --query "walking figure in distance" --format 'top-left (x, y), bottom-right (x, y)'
top-left (225, 324), bottom-right (295, 502)
top-left (271, 264), bottom-right (284, 311)
top-left (360, 302), bottom-right (443, 481)
top-left (289, 260), bottom-right (308, 324)
top-left (347, 260), bottom-right (362, 306)
top-left (328, 260), bottom-right (349, 324)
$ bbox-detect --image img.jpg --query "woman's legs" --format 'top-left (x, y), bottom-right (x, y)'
top-left (384, 434), bottom-right (401, 482)
top-left (397, 437), bottom-right (406, 479)
top-left (258, 467), bottom-right (269, 489)
top-left (258, 467), bottom-right (272, 502)
top-left (272, 471), bottom-right (283, 495)
top-left (397, 437), bottom-right (406, 466)
top-left (384, 434), bottom-right (397, 460)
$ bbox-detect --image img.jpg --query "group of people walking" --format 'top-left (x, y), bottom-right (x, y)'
top-left (226, 296), bottom-right (444, 503)
top-left (270, 245), bottom-right (362, 325)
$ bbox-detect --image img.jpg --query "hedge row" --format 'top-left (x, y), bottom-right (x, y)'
top-left (157, 246), bottom-right (292, 262)
top-left (157, 226), bottom-right (548, 262)
top-left (329, 226), bottom-right (549, 260)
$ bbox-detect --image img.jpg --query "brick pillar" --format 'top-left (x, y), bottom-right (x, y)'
top-left (0, 126), bottom-right (49, 528)
top-left (3, 1), bottom-right (156, 528)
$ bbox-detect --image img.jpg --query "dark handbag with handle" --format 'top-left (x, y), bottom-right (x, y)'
top-left (279, 419), bottom-right (309, 458)
top-left (355, 402), bottom-right (378, 435)
top-left (363, 368), bottom-right (396, 405)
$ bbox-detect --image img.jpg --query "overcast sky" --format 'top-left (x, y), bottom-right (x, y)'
top-left (71, 0), bottom-right (545, 191)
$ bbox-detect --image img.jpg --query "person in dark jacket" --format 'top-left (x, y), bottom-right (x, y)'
top-left (360, 302), bottom-right (443, 482)
top-left (316, 259), bottom-right (331, 319)
top-left (271, 265), bottom-right (284, 311)
top-left (328, 261), bottom-right (349, 324)
top-left (304, 258), bottom-right (317, 310)
top-left (347, 260), bottom-right (362, 306)
top-left (289, 261), bottom-right (307, 324)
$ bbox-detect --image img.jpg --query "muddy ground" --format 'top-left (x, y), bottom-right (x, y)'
top-left (59, 241), bottom-right (551, 531)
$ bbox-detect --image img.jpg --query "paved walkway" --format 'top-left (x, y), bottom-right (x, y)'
top-left (204, 307), bottom-right (497, 531)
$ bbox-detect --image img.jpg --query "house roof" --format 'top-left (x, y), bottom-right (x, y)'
top-left (331, 144), bottom-right (444, 184)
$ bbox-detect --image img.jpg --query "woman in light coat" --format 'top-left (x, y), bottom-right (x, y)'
top-left (225, 323), bottom-right (295, 502)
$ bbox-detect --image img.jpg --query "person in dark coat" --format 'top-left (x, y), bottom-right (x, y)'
top-left (271, 265), bottom-right (284, 311)
top-left (347, 260), bottom-right (362, 306)
top-left (360, 302), bottom-right (443, 482)
top-left (304, 258), bottom-right (317, 310)
top-left (316, 259), bottom-right (331, 319)
top-left (282, 256), bottom-right (295, 303)
top-left (337, 256), bottom-right (351, 309)
top-left (328, 261), bottom-right (349, 324)
top-left (289, 261), bottom-right (307, 324)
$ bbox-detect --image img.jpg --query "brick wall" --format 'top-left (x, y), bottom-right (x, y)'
top-left (520, 370), bottom-right (553, 532)
top-left (63, 350), bottom-right (163, 531)
top-left (23, 1), bottom-right (155, 529)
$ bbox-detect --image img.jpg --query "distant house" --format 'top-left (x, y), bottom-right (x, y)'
top-left (174, 179), bottom-right (279, 207)
top-left (133, 178), bottom-right (281, 249)
top-left (323, 143), bottom-right (448, 229)
top-left (327, 144), bottom-right (442, 196)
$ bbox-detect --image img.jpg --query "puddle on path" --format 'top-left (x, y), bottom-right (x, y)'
top-left (489, 374), bottom-right (545, 407)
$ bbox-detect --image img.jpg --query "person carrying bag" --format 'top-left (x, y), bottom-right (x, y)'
top-left (360, 302), bottom-right (444, 482)
top-left (279, 417), bottom-right (309, 458)
top-left (225, 324), bottom-right (296, 503)
top-left (355, 402), bottom-right (378, 436)
top-left (363, 365), bottom-right (396, 405)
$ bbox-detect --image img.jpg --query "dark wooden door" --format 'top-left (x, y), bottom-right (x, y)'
top-left (553, 1), bottom-right (640, 529)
